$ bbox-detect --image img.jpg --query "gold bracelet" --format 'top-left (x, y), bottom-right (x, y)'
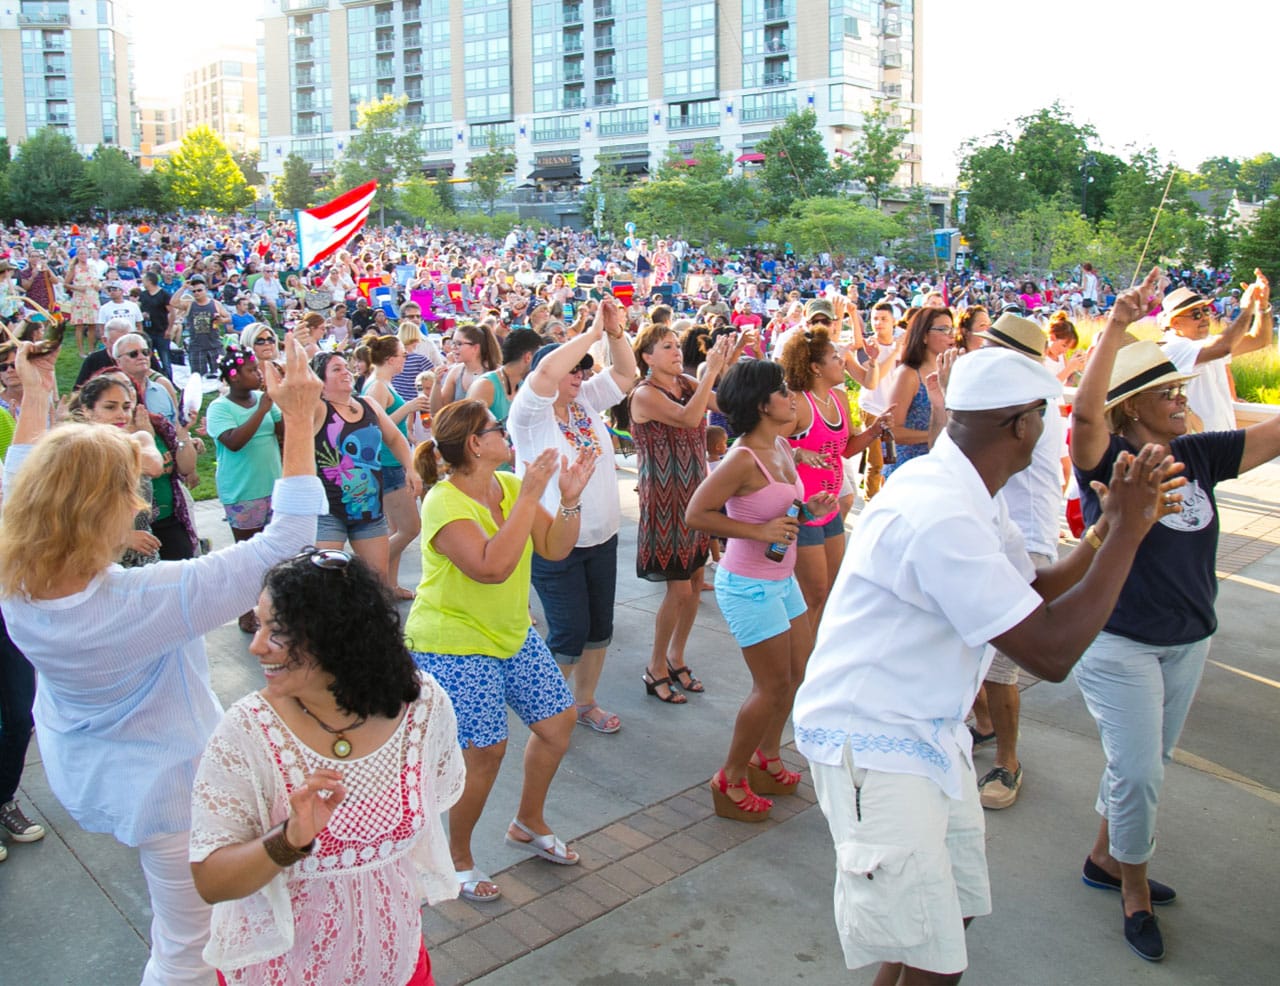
top-left (1084, 525), bottom-right (1104, 550)
top-left (262, 820), bottom-right (314, 867)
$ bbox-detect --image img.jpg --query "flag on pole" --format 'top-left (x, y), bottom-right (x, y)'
top-left (296, 181), bottom-right (377, 269)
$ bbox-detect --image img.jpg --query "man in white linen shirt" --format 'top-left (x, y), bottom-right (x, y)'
top-left (1158, 279), bottom-right (1272, 432)
top-left (793, 345), bottom-right (1183, 984)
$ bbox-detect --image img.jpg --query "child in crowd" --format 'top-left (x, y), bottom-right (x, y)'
top-left (705, 425), bottom-right (729, 575)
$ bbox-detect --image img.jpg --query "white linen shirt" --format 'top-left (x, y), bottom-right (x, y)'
top-left (1160, 333), bottom-right (1236, 432)
top-left (1, 454), bottom-right (326, 846)
top-left (1000, 396), bottom-right (1066, 557)
top-left (793, 432), bottom-right (1042, 799)
top-left (508, 371), bottom-right (624, 548)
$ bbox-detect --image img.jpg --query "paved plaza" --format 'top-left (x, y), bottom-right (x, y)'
top-left (3, 456), bottom-right (1278, 986)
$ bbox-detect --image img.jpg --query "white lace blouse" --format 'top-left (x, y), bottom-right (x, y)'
top-left (189, 674), bottom-right (465, 985)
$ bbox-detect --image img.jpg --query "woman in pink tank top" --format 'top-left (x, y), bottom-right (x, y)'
top-left (687, 360), bottom-right (837, 824)
top-left (779, 328), bottom-right (893, 632)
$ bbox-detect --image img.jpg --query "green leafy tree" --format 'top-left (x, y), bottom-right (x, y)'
top-left (1010, 102), bottom-right (1098, 203)
top-left (433, 174), bottom-right (458, 214)
top-left (1105, 149), bottom-right (1204, 267)
top-left (272, 152), bottom-right (317, 210)
top-left (1196, 155), bottom-right (1242, 193)
top-left (891, 186), bottom-right (942, 268)
top-left (79, 144), bottom-right (141, 218)
top-left (158, 125), bottom-right (255, 212)
top-left (137, 170), bottom-right (172, 212)
top-left (5, 128), bottom-right (86, 222)
top-left (335, 95), bottom-right (423, 218)
top-left (400, 175), bottom-right (452, 226)
top-left (628, 142), bottom-right (753, 248)
top-left (581, 151), bottom-right (630, 235)
top-left (1233, 196), bottom-right (1280, 286)
top-left (755, 109), bottom-right (850, 215)
top-left (0, 138), bottom-right (11, 218)
top-left (957, 137), bottom-right (1037, 248)
top-left (846, 101), bottom-right (907, 208)
top-left (233, 150), bottom-right (265, 187)
top-left (766, 196), bottom-right (899, 258)
top-left (466, 131), bottom-right (516, 217)
top-left (1239, 152), bottom-right (1280, 202)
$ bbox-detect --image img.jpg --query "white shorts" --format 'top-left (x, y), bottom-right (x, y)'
top-left (810, 745), bottom-right (991, 975)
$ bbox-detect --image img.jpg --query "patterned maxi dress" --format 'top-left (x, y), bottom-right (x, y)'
top-left (631, 377), bottom-right (711, 581)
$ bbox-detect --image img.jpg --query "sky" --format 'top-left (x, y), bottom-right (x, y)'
top-left (128, 0), bottom-right (1279, 184)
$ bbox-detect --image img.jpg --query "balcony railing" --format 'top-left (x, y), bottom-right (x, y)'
top-left (294, 45), bottom-right (314, 61)
top-left (42, 35), bottom-right (67, 49)
top-left (403, 5), bottom-right (421, 24)
top-left (422, 135), bottom-right (453, 152)
top-left (594, 2), bottom-right (615, 18)
top-left (376, 40), bottom-right (396, 52)
top-left (883, 82), bottom-right (902, 98)
top-left (404, 31), bottom-right (422, 47)
top-left (374, 12), bottom-right (392, 27)
top-left (764, 35), bottom-right (789, 53)
top-left (563, 4), bottom-right (583, 26)
top-left (763, 71), bottom-right (792, 86)
top-left (595, 31), bottom-right (614, 48)
top-left (882, 17), bottom-right (902, 37)
top-left (405, 59), bottom-right (423, 74)
top-left (668, 113), bottom-right (718, 131)
top-left (405, 86), bottom-right (423, 101)
top-left (599, 119), bottom-right (646, 137)
top-left (565, 68), bottom-right (584, 82)
top-left (595, 62), bottom-right (615, 78)
top-left (882, 51), bottom-right (902, 68)
top-left (564, 37), bottom-right (583, 53)
top-left (18, 12), bottom-right (70, 25)
top-left (533, 124), bottom-right (580, 143)
top-left (296, 71), bottom-right (315, 86)
top-left (594, 92), bottom-right (619, 106)
top-left (564, 96), bottom-right (587, 110)
top-left (763, 2), bottom-right (790, 23)
top-left (741, 102), bottom-right (793, 123)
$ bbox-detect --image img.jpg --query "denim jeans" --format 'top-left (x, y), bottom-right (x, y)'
top-left (0, 606), bottom-right (37, 805)
top-left (531, 534), bottom-right (618, 664)
top-left (147, 332), bottom-right (173, 381)
top-left (1072, 630), bottom-right (1211, 864)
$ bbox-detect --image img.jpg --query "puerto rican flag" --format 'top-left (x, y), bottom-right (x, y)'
top-left (295, 181), bottom-right (377, 269)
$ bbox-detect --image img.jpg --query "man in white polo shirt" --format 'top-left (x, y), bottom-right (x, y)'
top-left (1159, 277), bottom-right (1272, 432)
top-left (794, 345), bottom-right (1183, 984)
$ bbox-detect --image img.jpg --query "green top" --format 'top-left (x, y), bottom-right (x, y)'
top-left (404, 471), bottom-right (531, 658)
top-left (361, 379), bottom-right (409, 468)
top-left (151, 432), bottom-right (175, 521)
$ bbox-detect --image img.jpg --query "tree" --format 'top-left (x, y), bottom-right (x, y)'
top-left (335, 95), bottom-right (423, 219)
top-left (1239, 152), bottom-right (1280, 202)
top-left (1196, 155), bottom-right (1242, 193)
top-left (79, 145), bottom-right (141, 218)
top-left (766, 196), bottom-right (899, 258)
top-left (891, 186), bottom-right (942, 269)
top-left (755, 109), bottom-right (850, 216)
top-left (272, 152), bottom-right (317, 211)
top-left (233, 150), bottom-right (265, 187)
top-left (466, 131), bottom-right (516, 217)
top-left (157, 125), bottom-right (255, 212)
top-left (434, 174), bottom-right (458, 214)
top-left (1233, 197), bottom-right (1280, 286)
top-left (1105, 149), bottom-right (1204, 267)
top-left (1010, 102), bottom-right (1097, 204)
top-left (580, 151), bottom-right (630, 235)
top-left (137, 170), bottom-right (172, 213)
top-left (4, 128), bottom-right (86, 222)
top-left (628, 142), bottom-right (753, 248)
top-left (400, 175), bottom-right (451, 226)
top-left (846, 100), bottom-right (907, 208)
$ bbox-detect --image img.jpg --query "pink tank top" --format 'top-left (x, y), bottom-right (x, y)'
top-left (789, 391), bottom-right (847, 526)
top-left (721, 440), bottom-right (805, 580)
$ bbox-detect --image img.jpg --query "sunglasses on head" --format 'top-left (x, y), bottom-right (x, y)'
top-left (296, 546), bottom-right (352, 571)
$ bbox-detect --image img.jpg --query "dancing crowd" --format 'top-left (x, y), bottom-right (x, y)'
top-left (0, 214), bottom-right (1274, 985)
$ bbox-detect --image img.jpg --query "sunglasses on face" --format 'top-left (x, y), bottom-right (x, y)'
top-left (254, 337), bottom-right (275, 347)
top-left (477, 422), bottom-right (507, 437)
top-left (1182, 306), bottom-right (1213, 320)
top-left (997, 401), bottom-right (1048, 428)
top-left (808, 316), bottom-right (833, 326)
top-left (0, 362), bottom-right (14, 372)
top-left (121, 348), bottom-right (151, 359)
top-left (1149, 384), bottom-right (1187, 401)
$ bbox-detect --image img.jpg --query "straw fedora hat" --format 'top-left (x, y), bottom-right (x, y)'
top-left (1159, 287), bottom-right (1214, 327)
top-left (974, 312), bottom-right (1047, 358)
top-left (1103, 340), bottom-right (1195, 410)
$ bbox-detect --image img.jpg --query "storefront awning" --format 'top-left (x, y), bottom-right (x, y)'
top-left (528, 165), bottom-right (582, 181)
top-left (421, 160), bottom-right (455, 175)
top-left (735, 152), bottom-right (766, 163)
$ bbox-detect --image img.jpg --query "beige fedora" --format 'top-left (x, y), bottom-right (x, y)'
top-left (1103, 341), bottom-right (1195, 410)
top-left (975, 312), bottom-right (1047, 359)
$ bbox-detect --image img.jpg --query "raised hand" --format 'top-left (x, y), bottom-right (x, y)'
top-left (704, 334), bottom-right (733, 378)
top-left (262, 335), bottom-right (323, 420)
top-left (557, 448), bottom-right (598, 504)
top-left (519, 447), bottom-right (562, 501)
top-left (1111, 268), bottom-right (1162, 327)
top-left (1093, 444), bottom-right (1186, 534)
top-left (284, 768), bottom-right (348, 847)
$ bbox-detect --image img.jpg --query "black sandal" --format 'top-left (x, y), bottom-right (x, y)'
top-left (643, 671), bottom-right (687, 704)
top-left (667, 662), bottom-right (704, 693)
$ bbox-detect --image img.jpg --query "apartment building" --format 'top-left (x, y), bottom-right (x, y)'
top-left (183, 48), bottom-right (260, 155)
top-left (258, 0), bottom-right (923, 192)
top-left (0, 0), bottom-right (134, 152)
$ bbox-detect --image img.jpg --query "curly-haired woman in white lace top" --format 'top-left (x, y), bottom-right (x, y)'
top-left (190, 550), bottom-right (464, 986)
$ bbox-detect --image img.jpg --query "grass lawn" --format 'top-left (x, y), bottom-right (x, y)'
top-left (55, 345), bottom-right (221, 501)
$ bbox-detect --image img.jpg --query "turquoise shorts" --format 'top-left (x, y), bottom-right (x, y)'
top-left (714, 567), bottom-right (808, 648)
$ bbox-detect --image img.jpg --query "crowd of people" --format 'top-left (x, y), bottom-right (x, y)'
top-left (0, 213), bottom-right (1274, 985)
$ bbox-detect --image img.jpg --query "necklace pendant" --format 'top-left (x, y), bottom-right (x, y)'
top-left (332, 736), bottom-right (352, 758)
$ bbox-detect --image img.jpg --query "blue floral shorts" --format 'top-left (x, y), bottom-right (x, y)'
top-left (411, 627), bottom-right (574, 749)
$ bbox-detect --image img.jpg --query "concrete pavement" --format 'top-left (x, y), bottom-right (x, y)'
top-left (2, 456), bottom-right (1278, 985)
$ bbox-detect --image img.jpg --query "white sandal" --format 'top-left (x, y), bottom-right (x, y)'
top-left (504, 819), bottom-right (579, 866)
top-left (456, 867), bottom-right (501, 902)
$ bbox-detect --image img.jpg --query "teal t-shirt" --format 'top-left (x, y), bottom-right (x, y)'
top-left (206, 394), bottom-right (283, 504)
top-left (362, 379), bottom-right (410, 468)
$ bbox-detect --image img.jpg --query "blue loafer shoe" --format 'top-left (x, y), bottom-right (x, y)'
top-left (1123, 909), bottom-right (1165, 962)
top-left (1082, 857), bottom-right (1176, 905)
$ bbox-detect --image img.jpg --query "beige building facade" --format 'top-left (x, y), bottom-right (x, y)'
top-left (258, 0), bottom-right (923, 189)
top-left (183, 48), bottom-right (260, 154)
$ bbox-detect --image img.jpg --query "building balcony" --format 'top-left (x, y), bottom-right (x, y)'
top-left (764, 34), bottom-right (789, 54)
top-left (533, 123), bottom-right (580, 143)
top-left (18, 12), bottom-right (70, 25)
top-left (742, 103), bottom-right (792, 123)
top-left (405, 86), bottom-right (423, 101)
top-left (403, 4), bottom-right (421, 24)
top-left (405, 59), bottom-right (423, 74)
top-left (668, 113), bottom-right (718, 131)
top-left (882, 51), bottom-right (902, 68)
top-left (595, 61), bottom-right (615, 78)
top-left (296, 71), bottom-right (315, 87)
top-left (763, 2), bottom-right (790, 25)
top-left (594, 1), bottom-right (615, 19)
top-left (564, 95), bottom-right (587, 110)
top-left (41, 36), bottom-right (67, 50)
top-left (882, 17), bottom-right (902, 37)
top-left (599, 120), bottom-right (647, 138)
top-left (882, 0), bottom-right (900, 7)
top-left (376, 40), bottom-right (396, 53)
top-left (375, 12), bottom-right (392, 27)
top-left (564, 36), bottom-right (583, 53)
top-left (283, 0), bottom-right (326, 10)
top-left (565, 67), bottom-right (584, 82)
top-left (422, 134), bottom-right (453, 152)
top-left (883, 82), bottom-right (902, 98)
top-left (376, 59), bottom-right (395, 77)
top-left (404, 31), bottom-right (422, 48)
top-left (404, 110), bottom-right (423, 125)
top-left (763, 71), bottom-right (793, 86)
top-left (289, 25), bottom-right (313, 41)
top-left (564, 4), bottom-right (583, 26)
top-left (595, 31), bottom-right (614, 49)
top-left (294, 45), bottom-right (314, 62)
top-left (43, 60), bottom-right (67, 75)
top-left (296, 97), bottom-right (316, 112)
top-left (594, 92), bottom-right (619, 106)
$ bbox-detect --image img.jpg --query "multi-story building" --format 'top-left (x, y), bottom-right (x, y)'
top-left (259, 0), bottom-right (923, 201)
top-left (137, 98), bottom-right (181, 169)
top-left (183, 48), bottom-right (260, 154)
top-left (0, 0), bottom-right (135, 153)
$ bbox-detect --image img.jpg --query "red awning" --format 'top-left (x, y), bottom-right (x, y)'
top-left (835, 148), bottom-right (855, 157)
top-left (735, 152), bottom-right (766, 163)
top-left (674, 157), bottom-right (699, 167)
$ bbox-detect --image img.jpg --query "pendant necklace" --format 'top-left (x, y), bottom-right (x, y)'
top-left (295, 697), bottom-right (366, 759)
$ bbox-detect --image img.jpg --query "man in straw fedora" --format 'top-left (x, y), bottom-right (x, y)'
top-left (1070, 268), bottom-right (1279, 962)
top-left (963, 313), bottom-right (1064, 811)
top-left (1158, 271), bottom-right (1273, 432)
top-left (794, 320), bottom-right (1185, 983)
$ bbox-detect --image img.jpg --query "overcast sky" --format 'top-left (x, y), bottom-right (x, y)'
top-left (128, 0), bottom-right (1279, 184)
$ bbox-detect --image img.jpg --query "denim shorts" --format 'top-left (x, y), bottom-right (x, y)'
top-left (315, 512), bottom-right (390, 544)
top-left (382, 464), bottom-right (407, 494)
top-left (796, 512), bottom-right (845, 547)
top-left (714, 567), bottom-right (808, 648)
top-left (531, 534), bottom-right (618, 664)
top-left (411, 627), bottom-right (574, 749)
